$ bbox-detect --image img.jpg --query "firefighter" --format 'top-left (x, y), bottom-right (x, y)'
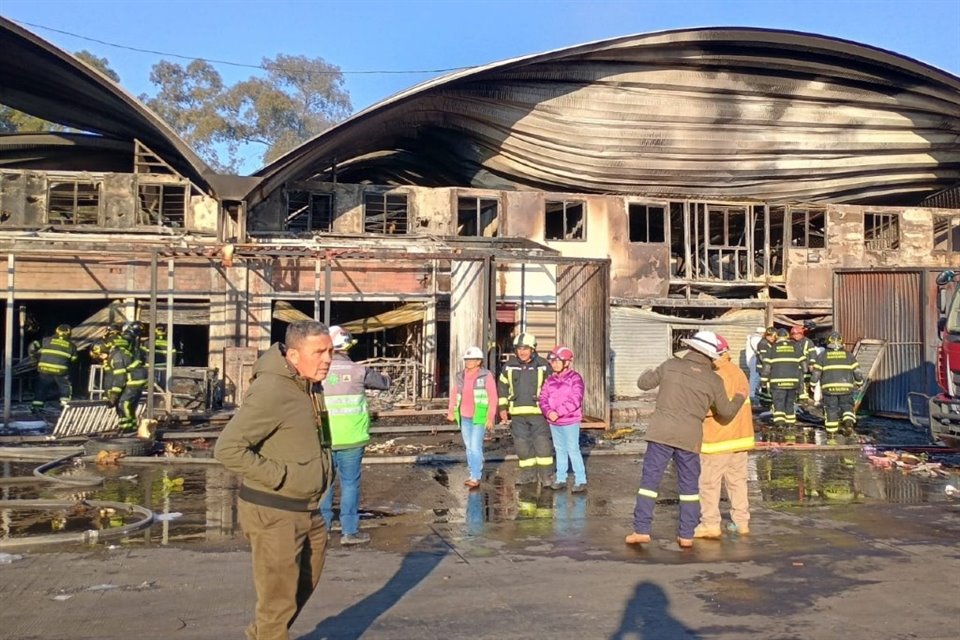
top-left (762, 329), bottom-right (805, 428)
top-left (107, 329), bottom-right (148, 432)
top-left (754, 327), bottom-right (777, 408)
top-left (31, 324), bottom-right (78, 412)
top-left (144, 325), bottom-right (178, 388)
top-left (88, 338), bottom-right (111, 399)
top-left (498, 333), bottom-right (554, 487)
top-left (790, 324), bottom-right (817, 403)
top-left (811, 331), bottom-right (863, 436)
top-left (319, 326), bottom-right (390, 546)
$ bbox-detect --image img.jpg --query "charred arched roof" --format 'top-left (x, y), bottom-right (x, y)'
top-left (253, 27), bottom-right (960, 207)
top-left (0, 17), bottom-right (217, 194)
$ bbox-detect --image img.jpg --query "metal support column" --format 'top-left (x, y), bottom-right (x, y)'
top-left (3, 254), bottom-right (14, 425)
top-left (146, 251), bottom-right (158, 420)
top-left (165, 258), bottom-right (174, 413)
top-left (324, 253), bottom-right (332, 326)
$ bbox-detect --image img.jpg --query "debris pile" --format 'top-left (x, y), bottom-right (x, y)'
top-left (366, 438), bottom-right (441, 456)
top-left (867, 451), bottom-right (952, 477)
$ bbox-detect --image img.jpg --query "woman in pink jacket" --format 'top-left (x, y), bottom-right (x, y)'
top-left (539, 345), bottom-right (587, 492)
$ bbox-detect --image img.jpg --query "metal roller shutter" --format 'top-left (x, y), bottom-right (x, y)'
top-left (610, 307), bottom-right (671, 397)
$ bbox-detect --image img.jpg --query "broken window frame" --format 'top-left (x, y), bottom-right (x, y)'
top-left (864, 212), bottom-right (900, 251)
top-left (544, 200), bottom-right (586, 242)
top-left (698, 203), bottom-right (749, 281)
top-left (285, 190), bottom-right (335, 234)
top-left (46, 178), bottom-right (101, 226)
top-left (932, 214), bottom-right (960, 254)
top-left (787, 206), bottom-right (826, 249)
top-left (137, 181), bottom-right (189, 229)
top-left (456, 195), bottom-right (499, 237)
top-left (363, 192), bottom-right (409, 234)
top-left (627, 202), bottom-right (666, 244)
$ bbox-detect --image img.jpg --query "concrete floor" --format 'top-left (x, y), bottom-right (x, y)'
top-left (1, 451), bottom-right (958, 639)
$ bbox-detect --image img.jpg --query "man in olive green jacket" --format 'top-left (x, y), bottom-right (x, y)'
top-left (215, 321), bottom-right (335, 640)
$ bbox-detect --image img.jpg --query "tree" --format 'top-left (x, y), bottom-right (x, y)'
top-left (0, 50), bottom-right (120, 133)
top-left (144, 54), bottom-right (352, 172)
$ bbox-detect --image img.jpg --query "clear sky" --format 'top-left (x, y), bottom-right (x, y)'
top-left (3, 0), bottom-right (958, 171)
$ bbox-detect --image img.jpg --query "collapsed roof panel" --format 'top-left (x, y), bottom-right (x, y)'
top-left (252, 28), bottom-right (960, 207)
top-left (0, 17), bottom-right (216, 194)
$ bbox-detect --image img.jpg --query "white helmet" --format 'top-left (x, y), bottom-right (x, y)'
top-left (681, 330), bottom-right (723, 360)
top-left (329, 325), bottom-right (356, 351)
top-left (463, 346), bottom-right (484, 360)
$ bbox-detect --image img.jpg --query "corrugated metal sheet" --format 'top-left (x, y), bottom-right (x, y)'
top-left (524, 305), bottom-right (557, 355)
top-left (610, 307), bottom-right (764, 398)
top-left (557, 262), bottom-right (610, 421)
top-left (834, 270), bottom-right (932, 415)
top-left (253, 29), bottom-right (960, 208)
top-left (610, 307), bottom-right (670, 397)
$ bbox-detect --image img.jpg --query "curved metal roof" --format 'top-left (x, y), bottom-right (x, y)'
top-left (0, 17), bottom-right (217, 194)
top-left (252, 27), bottom-right (960, 207)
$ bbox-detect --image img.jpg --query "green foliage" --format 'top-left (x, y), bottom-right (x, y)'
top-left (145, 54), bottom-right (352, 172)
top-left (74, 49), bottom-right (121, 82)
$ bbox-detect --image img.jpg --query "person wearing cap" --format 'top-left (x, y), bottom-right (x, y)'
top-left (626, 330), bottom-right (747, 549)
top-left (539, 345), bottom-right (587, 492)
top-left (694, 334), bottom-right (755, 539)
top-left (762, 329), bottom-right (806, 429)
top-left (447, 346), bottom-right (499, 488)
top-left (319, 325), bottom-right (391, 546)
top-left (498, 332), bottom-right (554, 487)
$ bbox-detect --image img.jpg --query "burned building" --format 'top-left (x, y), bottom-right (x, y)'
top-left (1, 20), bottom-right (958, 425)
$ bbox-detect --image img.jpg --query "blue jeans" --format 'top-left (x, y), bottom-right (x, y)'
top-left (460, 417), bottom-right (485, 481)
top-left (550, 424), bottom-right (586, 485)
top-left (319, 446), bottom-right (364, 535)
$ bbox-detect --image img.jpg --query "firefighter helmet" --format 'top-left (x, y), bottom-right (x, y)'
top-left (682, 330), bottom-right (723, 359)
top-left (776, 328), bottom-right (790, 341)
top-left (329, 325), bottom-right (357, 351)
top-left (715, 334), bottom-right (730, 354)
top-left (826, 331), bottom-right (844, 350)
top-left (55, 324), bottom-right (71, 338)
top-left (89, 339), bottom-right (107, 358)
top-left (155, 325), bottom-right (167, 338)
top-left (513, 333), bottom-right (537, 349)
top-left (764, 326), bottom-right (777, 338)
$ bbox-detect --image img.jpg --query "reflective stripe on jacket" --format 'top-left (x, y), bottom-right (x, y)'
top-left (37, 336), bottom-right (77, 375)
top-left (701, 356), bottom-right (755, 454)
top-left (497, 355), bottom-right (549, 415)
top-left (811, 349), bottom-right (863, 394)
top-left (762, 342), bottom-right (805, 389)
top-left (454, 368), bottom-right (493, 425)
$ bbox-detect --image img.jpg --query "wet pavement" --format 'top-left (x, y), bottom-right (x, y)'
top-left (1, 421), bottom-right (959, 639)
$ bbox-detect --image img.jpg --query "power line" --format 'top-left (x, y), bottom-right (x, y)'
top-left (13, 18), bottom-right (474, 75)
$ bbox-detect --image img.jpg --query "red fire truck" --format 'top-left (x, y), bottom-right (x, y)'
top-left (910, 270), bottom-right (960, 446)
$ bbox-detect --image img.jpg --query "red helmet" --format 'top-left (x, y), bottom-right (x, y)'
top-left (789, 325), bottom-right (805, 338)
top-left (715, 335), bottom-right (730, 354)
top-left (548, 345), bottom-right (574, 361)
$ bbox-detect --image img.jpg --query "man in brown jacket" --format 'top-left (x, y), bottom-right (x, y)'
top-left (694, 334), bottom-right (755, 539)
top-left (626, 330), bottom-right (747, 549)
top-left (215, 321), bottom-right (335, 640)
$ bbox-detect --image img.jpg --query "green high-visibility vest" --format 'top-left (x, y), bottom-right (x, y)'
top-left (454, 368), bottom-right (492, 425)
top-left (324, 356), bottom-right (371, 450)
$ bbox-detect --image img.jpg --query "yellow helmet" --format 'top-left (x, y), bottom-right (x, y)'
top-left (513, 333), bottom-right (537, 349)
top-left (55, 324), bottom-right (71, 338)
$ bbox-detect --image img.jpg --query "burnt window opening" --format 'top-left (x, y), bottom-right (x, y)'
top-left (864, 212), bottom-right (900, 251)
top-left (789, 207), bottom-right (826, 249)
top-left (544, 200), bottom-right (585, 241)
top-left (286, 191), bottom-right (334, 234)
top-left (457, 197), bottom-right (499, 237)
top-left (628, 203), bottom-right (666, 243)
top-left (364, 192), bottom-right (408, 234)
top-left (933, 215), bottom-right (960, 253)
top-left (138, 183), bottom-right (188, 228)
top-left (669, 202), bottom-right (685, 276)
top-left (671, 327), bottom-right (697, 354)
top-left (705, 205), bottom-right (748, 280)
top-left (47, 180), bottom-right (100, 225)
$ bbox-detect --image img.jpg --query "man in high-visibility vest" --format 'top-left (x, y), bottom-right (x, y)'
top-left (31, 324), bottom-right (78, 412)
top-left (319, 326), bottom-right (390, 546)
top-left (694, 334), bottom-right (755, 539)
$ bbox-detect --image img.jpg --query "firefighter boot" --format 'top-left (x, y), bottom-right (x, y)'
top-left (538, 468), bottom-right (556, 489)
top-left (841, 419), bottom-right (856, 438)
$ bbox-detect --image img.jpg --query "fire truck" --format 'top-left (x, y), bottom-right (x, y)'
top-left (909, 270), bottom-right (960, 446)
